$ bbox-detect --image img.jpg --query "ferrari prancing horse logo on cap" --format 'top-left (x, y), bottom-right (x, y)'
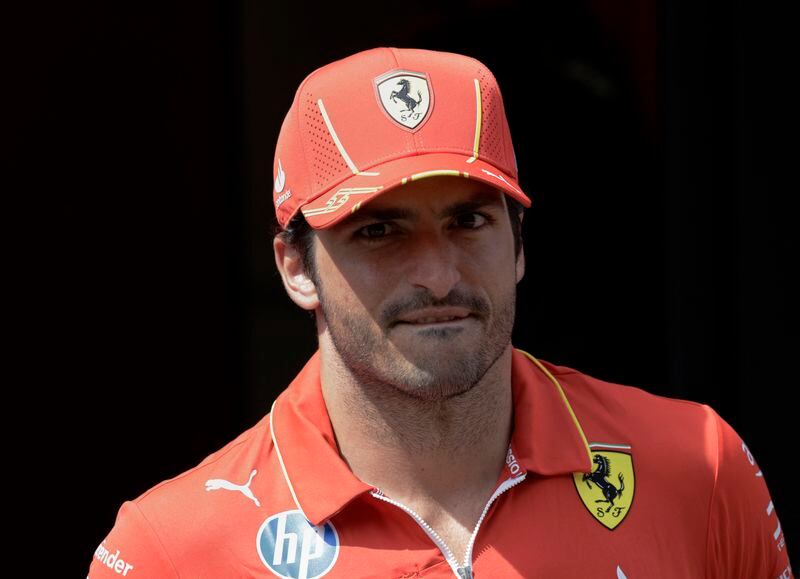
top-left (573, 447), bottom-right (635, 530)
top-left (374, 69), bottom-right (433, 132)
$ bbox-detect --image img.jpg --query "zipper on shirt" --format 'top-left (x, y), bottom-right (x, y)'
top-left (370, 472), bottom-right (527, 578)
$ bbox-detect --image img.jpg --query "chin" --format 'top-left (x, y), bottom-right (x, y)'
top-left (394, 375), bottom-right (477, 402)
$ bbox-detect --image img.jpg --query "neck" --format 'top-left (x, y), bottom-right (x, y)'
top-left (318, 332), bottom-right (514, 502)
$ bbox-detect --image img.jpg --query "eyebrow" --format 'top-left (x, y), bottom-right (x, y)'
top-left (342, 189), bottom-right (506, 227)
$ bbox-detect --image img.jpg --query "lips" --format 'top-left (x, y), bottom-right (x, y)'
top-left (409, 316), bottom-right (463, 324)
top-left (396, 307), bottom-right (472, 325)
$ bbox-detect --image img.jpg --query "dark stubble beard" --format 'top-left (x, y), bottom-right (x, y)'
top-left (316, 270), bottom-right (517, 403)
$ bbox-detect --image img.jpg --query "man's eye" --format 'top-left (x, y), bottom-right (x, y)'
top-left (454, 212), bottom-right (491, 229)
top-left (357, 222), bottom-right (394, 241)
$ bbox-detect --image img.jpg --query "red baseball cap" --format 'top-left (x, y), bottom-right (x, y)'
top-left (272, 47), bottom-right (531, 230)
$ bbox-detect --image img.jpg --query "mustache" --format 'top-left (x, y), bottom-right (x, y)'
top-left (383, 288), bottom-right (489, 326)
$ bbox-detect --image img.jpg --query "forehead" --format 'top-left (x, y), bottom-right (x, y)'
top-left (330, 176), bottom-right (507, 229)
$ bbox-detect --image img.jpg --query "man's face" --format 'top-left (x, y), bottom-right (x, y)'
top-left (312, 176), bottom-right (525, 401)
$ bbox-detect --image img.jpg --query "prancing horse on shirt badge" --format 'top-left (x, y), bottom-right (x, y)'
top-left (573, 444), bottom-right (635, 530)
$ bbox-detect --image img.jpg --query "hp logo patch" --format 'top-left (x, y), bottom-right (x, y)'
top-left (256, 510), bottom-right (339, 579)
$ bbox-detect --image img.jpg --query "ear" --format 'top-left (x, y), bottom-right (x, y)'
top-left (273, 234), bottom-right (320, 311)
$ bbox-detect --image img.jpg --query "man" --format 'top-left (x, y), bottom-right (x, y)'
top-left (88, 47), bottom-right (792, 578)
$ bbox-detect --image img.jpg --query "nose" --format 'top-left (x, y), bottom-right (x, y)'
top-left (405, 233), bottom-right (462, 299)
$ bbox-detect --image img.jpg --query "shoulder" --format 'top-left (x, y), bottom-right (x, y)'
top-left (531, 356), bottom-right (722, 477)
top-left (537, 357), bottom-right (715, 432)
top-left (138, 413), bottom-right (271, 492)
top-left (132, 412), bottom-right (276, 525)
top-left (89, 413), bottom-right (283, 575)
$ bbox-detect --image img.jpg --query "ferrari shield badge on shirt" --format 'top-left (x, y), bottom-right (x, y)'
top-left (573, 447), bottom-right (635, 530)
top-left (374, 69), bottom-right (433, 132)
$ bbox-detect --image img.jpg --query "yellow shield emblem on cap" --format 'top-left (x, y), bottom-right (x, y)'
top-left (573, 449), bottom-right (635, 530)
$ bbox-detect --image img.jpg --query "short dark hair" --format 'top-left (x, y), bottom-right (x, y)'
top-left (272, 194), bottom-right (525, 285)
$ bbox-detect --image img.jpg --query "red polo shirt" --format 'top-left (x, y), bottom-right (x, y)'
top-left (87, 347), bottom-right (793, 578)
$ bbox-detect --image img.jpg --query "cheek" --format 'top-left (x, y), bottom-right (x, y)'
top-left (320, 255), bottom-right (391, 313)
top-left (464, 241), bottom-right (512, 273)
top-left (463, 245), bottom-right (517, 292)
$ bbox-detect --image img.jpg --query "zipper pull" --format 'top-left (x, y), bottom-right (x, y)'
top-left (457, 566), bottom-right (474, 579)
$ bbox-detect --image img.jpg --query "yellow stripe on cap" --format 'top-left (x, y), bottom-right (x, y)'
top-left (410, 170), bottom-right (468, 181)
top-left (317, 98), bottom-right (357, 174)
top-left (466, 78), bottom-right (482, 164)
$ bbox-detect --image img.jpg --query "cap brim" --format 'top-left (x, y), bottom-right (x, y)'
top-left (299, 152), bottom-right (531, 229)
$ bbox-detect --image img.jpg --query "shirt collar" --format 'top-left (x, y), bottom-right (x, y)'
top-left (509, 348), bottom-right (594, 476)
top-left (269, 346), bottom-right (593, 526)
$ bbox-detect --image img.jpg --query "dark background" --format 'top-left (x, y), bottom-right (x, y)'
top-left (22, 0), bottom-right (796, 573)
